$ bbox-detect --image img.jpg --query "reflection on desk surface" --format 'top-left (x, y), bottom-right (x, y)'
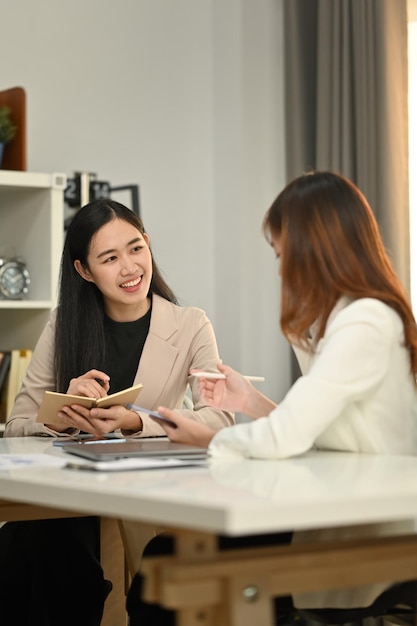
top-left (1, 437), bottom-right (417, 535)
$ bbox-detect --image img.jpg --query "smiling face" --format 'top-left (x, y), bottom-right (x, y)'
top-left (74, 217), bottom-right (152, 321)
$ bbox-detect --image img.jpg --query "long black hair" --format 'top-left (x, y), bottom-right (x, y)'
top-left (54, 199), bottom-right (178, 392)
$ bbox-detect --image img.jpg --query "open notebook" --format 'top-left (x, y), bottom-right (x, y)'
top-left (36, 383), bottom-right (144, 427)
top-left (61, 439), bottom-right (208, 462)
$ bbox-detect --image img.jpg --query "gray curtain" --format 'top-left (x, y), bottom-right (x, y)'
top-left (283, 0), bottom-right (410, 290)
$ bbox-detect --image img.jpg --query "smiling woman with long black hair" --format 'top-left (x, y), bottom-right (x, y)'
top-left (1, 199), bottom-right (234, 626)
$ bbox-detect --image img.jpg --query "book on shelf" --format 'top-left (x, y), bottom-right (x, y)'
top-left (0, 351), bottom-right (12, 423)
top-left (36, 382), bottom-right (144, 427)
top-left (0, 351), bottom-right (11, 395)
top-left (4, 349), bottom-right (33, 421)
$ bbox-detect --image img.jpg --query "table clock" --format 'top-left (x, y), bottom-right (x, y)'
top-left (0, 257), bottom-right (30, 299)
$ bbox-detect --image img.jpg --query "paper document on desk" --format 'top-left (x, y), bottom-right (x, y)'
top-left (0, 454), bottom-right (66, 469)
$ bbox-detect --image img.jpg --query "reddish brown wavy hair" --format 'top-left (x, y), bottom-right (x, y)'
top-left (262, 171), bottom-right (417, 379)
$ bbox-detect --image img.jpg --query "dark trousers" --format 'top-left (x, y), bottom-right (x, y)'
top-left (126, 531), bottom-right (294, 626)
top-left (0, 517), bottom-right (112, 626)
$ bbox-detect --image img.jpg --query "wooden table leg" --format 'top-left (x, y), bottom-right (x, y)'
top-left (142, 529), bottom-right (276, 626)
top-left (100, 517), bottom-right (128, 626)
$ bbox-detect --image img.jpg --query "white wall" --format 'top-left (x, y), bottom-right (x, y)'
top-left (0, 0), bottom-right (292, 403)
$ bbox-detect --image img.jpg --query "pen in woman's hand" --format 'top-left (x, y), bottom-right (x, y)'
top-left (192, 372), bottom-right (265, 382)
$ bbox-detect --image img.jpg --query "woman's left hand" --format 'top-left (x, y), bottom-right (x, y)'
top-left (155, 407), bottom-right (217, 448)
top-left (57, 404), bottom-right (141, 436)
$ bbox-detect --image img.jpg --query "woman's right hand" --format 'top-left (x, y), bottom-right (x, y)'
top-left (66, 369), bottom-right (110, 399)
top-left (45, 370), bottom-right (111, 433)
top-left (192, 364), bottom-right (251, 413)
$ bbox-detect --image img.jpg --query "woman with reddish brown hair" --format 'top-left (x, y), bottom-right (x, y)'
top-left (158, 170), bottom-right (417, 459)
top-left (155, 171), bottom-right (417, 614)
top-left (267, 170), bottom-right (417, 372)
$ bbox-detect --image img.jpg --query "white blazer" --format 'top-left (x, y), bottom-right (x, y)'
top-left (209, 296), bottom-right (417, 609)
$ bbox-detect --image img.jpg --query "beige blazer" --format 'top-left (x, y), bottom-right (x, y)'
top-left (5, 294), bottom-right (234, 578)
top-left (5, 294), bottom-right (234, 437)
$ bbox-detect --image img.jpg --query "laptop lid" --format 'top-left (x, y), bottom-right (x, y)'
top-left (61, 439), bottom-right (208, 462)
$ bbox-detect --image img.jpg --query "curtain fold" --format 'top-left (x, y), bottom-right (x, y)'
top-left (283, 0), bottom-right (410, 290)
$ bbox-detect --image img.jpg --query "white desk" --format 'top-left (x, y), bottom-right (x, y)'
top-left (1, 437), bottom-right (417, 626)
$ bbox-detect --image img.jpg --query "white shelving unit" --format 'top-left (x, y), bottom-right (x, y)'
top-left (0, 170), bottom-right (66, 350)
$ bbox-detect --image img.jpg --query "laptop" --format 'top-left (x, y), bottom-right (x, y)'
top-left (61, 439), bottom-right (208, 462)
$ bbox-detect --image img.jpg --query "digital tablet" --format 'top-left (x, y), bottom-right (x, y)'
top-left (61, 439), bottom-right (208, 462)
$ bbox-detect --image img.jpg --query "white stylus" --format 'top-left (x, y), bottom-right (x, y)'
top-left (192, 372), bottom-right (265, 382)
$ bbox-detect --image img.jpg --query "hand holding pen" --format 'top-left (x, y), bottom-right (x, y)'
top-left (129, 368), bottom-right (266, 432)
top-left (65, 369), bottom-right (110, 399)
top-left (190, 365), bottom-right (273, 418)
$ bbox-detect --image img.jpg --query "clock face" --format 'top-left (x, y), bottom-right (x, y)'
top-left (0, 261), bottom-right (30, 299)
